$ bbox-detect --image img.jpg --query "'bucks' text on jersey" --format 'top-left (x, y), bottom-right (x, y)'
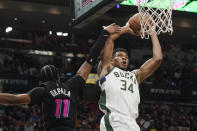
top-left (99, 67), bottom-right (140, 119)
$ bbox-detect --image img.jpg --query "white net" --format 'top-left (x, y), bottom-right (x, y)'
top-left (137, 0), bottom-right (174, 39)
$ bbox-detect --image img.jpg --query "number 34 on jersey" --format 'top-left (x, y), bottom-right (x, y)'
top-left (113, 71), bottom-right (137, 93)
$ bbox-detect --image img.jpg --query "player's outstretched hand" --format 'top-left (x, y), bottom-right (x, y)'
top-left (103, 23), bottom-right (121, 34)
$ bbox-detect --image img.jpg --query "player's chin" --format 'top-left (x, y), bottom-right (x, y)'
top-left (120, 65), bottom-right (128, 70)
top-left (123, 66), bottom-right (128, 70)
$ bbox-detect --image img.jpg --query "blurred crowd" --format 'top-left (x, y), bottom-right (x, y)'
top-left (0, 105), bottom-right (41, 131)
top-left (0, 50), bottom-right (41, 76)
top-left (0, 102), bottom-right (196, 131)
top-left (0, 45), bottom-right (196, 87)
top-left (128, 42), bottom-right (197, 88)
top-left (76, 101), bottom-right (101, 131)
top-left (0, 48), bottom-right (89, 78)
top-left (138, 103), bottom-right (197, 131)
top-left (0, 31), bottom-right (196, 131)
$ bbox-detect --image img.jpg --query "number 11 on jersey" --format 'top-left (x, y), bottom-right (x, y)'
top-left (55, 99), bottom-right (70, 118)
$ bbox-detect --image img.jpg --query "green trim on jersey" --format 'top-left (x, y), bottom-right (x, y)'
top-left (105, 67), bottom-right (115, 77)
top-left (99, 91), bottom-right (114, 131)
top-left (104, 112), bottom-right (114, 131)
top-left (98, 90), bottom-right (107, 111)
top-left (131, 71), bottom-right (137, 79)
top-left (131, 71), bottom-right (138, 85)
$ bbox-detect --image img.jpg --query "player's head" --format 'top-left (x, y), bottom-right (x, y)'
top-left (40, 65), bottom-right (60, 83)
top-left (112, 48), bottom-right (129, 70)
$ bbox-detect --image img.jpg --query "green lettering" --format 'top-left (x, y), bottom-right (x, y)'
top-left (134, 78), bottom-right (137, 84)
top-left (120, 80), bottom-right (126, 91)
top-left (120, 72), bottom-right (124, 77)
top-left (114, 72), bottom-right (120, 77)
top-left (130, 75), bottom-right (133, 80)
top-left (125, 73), bottom-right (129, 79)
top-left (128, 83), bottom-right (134, 93)
top-left (120, 80), bottom-right (134, 93)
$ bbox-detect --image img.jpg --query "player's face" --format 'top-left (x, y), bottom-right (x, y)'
top-left (112, 51), bottom-right (129, 70)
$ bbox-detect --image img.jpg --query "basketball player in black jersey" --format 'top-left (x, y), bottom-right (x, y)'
top-left (0, 23), bottom-right (121, 131)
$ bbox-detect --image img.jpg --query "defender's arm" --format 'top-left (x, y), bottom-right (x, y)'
top-left (78, 23), bottom-right (121, 81)
top-left (0, 93), bottom-right (31, 105)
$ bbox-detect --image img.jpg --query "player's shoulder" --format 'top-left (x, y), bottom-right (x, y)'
top-left (27, 86), bottom-right (46, 97)
top-left (104, 65), bottom-right (116, 76)
top-left (108, 65), bottom-right (116, 72)
top-left (98, 64), bottom-right (114, 78)
top-left (65, 74), bottom-right (85, 87)
top-left (130, 69), bottom-right (139, 78)
top-left (68, 74), bottom-right (85, 82)
top-left (33, 86), bottom-right (45, 91)
top-left (130, 69), bottom-right (140, 85)
top-left (130, 69), bottom-right (138, 74)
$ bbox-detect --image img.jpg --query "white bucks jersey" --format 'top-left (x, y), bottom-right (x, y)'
top-left (99, 67), bottom-right (140, 119)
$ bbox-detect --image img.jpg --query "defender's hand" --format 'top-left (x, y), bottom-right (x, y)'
top-left (109, 23), bottom-right (136, 40)
top-left (125, 22), bottom-right (136, 36)
top-left (103, 23), bottom-right (121, 35)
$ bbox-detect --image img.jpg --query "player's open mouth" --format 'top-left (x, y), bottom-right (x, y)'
top-left (121, 61), bottom-right (127, 66)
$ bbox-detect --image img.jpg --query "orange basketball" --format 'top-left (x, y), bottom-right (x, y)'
top-left (128, 13), bottom-right (141, 36)
top-left (128, 13), bottom-right (153, 36)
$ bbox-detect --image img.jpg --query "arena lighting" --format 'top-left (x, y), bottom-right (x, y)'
top-left (49, 30), bottom-right (52, 35)
top-left (63, 33), bottom-right (68, 36)
top-left (42, 20), bottom-right (46, 24)
top-left (5, 27), bottom-right (12, 33)
top-left (28, 50), bottom-right (54, 56)
top-left (121, 0), bottom-right (197, 13)
top-left (116, 4), bottom-right (120, 8)
top-left (77, 53), bottom-right (85, 58)
top-left (65, 53), bottom-right (74, 57)
top-left (56, 32), bottom-right (63, 36)
top-left (67, 58), bottom-right (71, 62)
top-left (14, 17), bottom-right (18, 21)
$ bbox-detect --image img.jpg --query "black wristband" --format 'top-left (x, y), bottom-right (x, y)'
top-left (86, 29), bottom-right (110, 65)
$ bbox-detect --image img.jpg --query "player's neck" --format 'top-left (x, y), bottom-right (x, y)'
top-left (116, 66), bottom-right (128, 71)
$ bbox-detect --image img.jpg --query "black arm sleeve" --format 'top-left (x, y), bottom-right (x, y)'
top-left (66, 75), bottom-right (85, 96)
top-left (86, 29), bottom-right (110, 65)
top-left (27, 87), bottom-right (45, 105)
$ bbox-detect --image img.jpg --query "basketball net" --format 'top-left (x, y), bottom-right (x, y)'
top-left (136, 0), bottom-right (174, 39)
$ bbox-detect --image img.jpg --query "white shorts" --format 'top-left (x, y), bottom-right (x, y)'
top-left (100, 112), bottom-right (140, 131)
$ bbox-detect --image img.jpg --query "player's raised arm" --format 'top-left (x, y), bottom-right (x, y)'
top-left (97, 23), bottom-right (135, 78)
top-left (134, 33), bottom-right (163, 85)
top-left (77, 23), bottom-right (121, 81)
top-left (97, 37), bottom-right (114, 78)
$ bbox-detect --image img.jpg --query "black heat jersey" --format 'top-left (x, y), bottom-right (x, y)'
top-left (28, 75), bottom-right (85, 131)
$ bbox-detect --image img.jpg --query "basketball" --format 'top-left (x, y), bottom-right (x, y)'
top-left (128, 13), bottom-right (154, 36)
top-left (128, 13), bottom-right (141, 36)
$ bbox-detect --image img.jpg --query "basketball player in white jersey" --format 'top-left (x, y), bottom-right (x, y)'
top-left (97, 23), bottom-right (163, 131)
